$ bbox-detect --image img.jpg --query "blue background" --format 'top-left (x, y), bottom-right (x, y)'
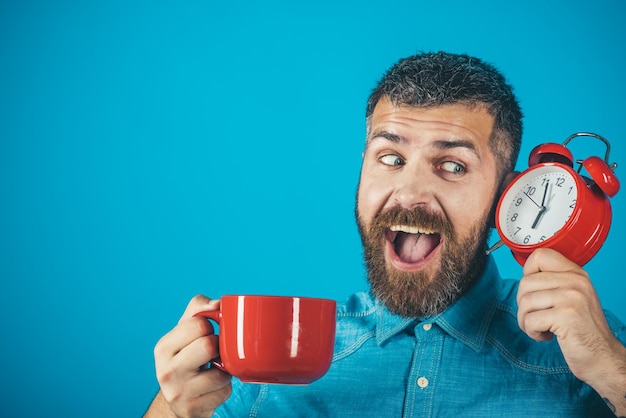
top-left (1, 1), bottom-right (625, 416)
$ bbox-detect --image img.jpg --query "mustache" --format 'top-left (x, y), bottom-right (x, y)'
top-left (368, 206), bottom-right (454, 239)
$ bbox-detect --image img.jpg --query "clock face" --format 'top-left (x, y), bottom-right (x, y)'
top-left (499, 164), bottom-right (578, 246)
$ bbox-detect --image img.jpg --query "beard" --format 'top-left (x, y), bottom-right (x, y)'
top-left (356, 204), bottom-right (491, 318)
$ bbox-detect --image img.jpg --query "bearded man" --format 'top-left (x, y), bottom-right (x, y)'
top-left (145, 52), bottom-right (626, 417)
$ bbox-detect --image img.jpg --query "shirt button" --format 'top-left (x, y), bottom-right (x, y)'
top-left (422, 323), bottom-right (432, 331)
top-left (417, 376), bottom-right (429, 388)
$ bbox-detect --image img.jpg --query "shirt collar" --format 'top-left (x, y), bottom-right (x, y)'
top-left (374, 256), bottom-right (502, 352)
top-left (434, 256), bottom-right (501, 352)
top-left (374, 300), bottom-right (416, 346)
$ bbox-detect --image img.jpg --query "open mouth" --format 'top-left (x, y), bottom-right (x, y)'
top-left (386, 225), bottom-right (442, 270)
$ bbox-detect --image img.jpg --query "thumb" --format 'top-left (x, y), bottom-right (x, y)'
top-left (179, 294), bottom-right (221, 323)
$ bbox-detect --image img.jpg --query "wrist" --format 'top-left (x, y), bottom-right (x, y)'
top-left (584, 340), bottom-right (626, 401)
top-left (144, 391), bottom-right (179, 418)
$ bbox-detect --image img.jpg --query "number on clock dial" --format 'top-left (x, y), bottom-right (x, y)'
top-left (504, 169), bottom-right (577, 245)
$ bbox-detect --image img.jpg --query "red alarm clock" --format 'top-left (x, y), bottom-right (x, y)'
top-left (492, 132), bottom-right (620, 266)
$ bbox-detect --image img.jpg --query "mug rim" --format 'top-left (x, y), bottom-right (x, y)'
top-left (220, 294), bottom-right (336, 303)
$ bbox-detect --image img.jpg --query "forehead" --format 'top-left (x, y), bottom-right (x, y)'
top-left (367, 97), bottom-right (495, 149)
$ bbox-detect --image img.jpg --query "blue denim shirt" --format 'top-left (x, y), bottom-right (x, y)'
top-left (214, 257), bottom-right (625, 417)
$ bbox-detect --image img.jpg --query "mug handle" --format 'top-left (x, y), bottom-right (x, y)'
top-left (193, 310), bottom-right (228, 374)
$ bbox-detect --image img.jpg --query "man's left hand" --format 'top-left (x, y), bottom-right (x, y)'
top-left (517, 248), bottom-right (626, 415)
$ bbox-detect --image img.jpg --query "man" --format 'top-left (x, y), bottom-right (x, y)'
top-left (145, 52), bottom-right (626, 417)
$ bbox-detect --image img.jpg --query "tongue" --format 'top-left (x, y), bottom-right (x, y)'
top-left (395, 232), bottom-right (439, 263)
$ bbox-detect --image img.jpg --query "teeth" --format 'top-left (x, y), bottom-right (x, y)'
top-left (390, 225), bottom-right (436, 234)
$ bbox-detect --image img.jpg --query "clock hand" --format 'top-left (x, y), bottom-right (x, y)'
top-left (540, 180), bottom-right (549, 207)
top-left (523, 191), bottom-right (541, 208)
top-left (531, 181), bottom-right (550, 229)
top-left (531, 206), bottom-right (546, 229)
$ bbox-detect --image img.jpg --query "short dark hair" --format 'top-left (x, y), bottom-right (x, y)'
top-left (366, 51), bottom-right (523, 176)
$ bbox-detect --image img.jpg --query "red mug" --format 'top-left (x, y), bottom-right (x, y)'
top-left (194, 295), bottom-right (336, 385)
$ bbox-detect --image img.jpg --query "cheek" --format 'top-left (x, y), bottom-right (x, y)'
top-left (444, 185), bottom-right (496, 236)
top-left (356, 175), bottom-right (391, 226)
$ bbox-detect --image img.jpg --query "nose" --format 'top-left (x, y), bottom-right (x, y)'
top-left (391, 166), bottom-right (435, 210)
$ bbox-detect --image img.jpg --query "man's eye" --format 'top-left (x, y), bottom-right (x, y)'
top-left (379, 154), bottom-right (405, 166)
top-left (439, 161), bottom-right (465, 174)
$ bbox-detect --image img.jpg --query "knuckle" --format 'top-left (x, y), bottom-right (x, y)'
top-left (155, 363), bottom-right (175, 385)
top-left (153, 337), bottom-right (168, 359)
top-left (574, 271), bottom-right (592, 287)
top-left (528, 248), bottom-right (542, 262)
top-left (533, 248), bottom-right (549, 265)
top-left (192, 316), bottom-right (214, 335)
top-left (200, 334), bottom-right (220, 359)
top-left (215, 383), bottom-right (233, 404)
top-left (561, 287), bottom-right (586, 307)
top-left (190, 294), bottom-right (211, 307)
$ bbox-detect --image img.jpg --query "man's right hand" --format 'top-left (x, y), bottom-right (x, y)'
top-left (145, 295), bottom-right (232, 418)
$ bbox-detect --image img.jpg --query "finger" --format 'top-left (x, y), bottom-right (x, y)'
top-left (174, 334), bottom-right (221, 373)
top-left (517, 284), bottom-right (550, 335)
top-left (518, 307), bottom-right (557, 342)
top-left (168, 372), bottom-right (232, 418)
top-left (156, 317), bottom-right (216, 360)
top-left (182, 367), bottom-right (232, 398)
top-left (518, 277), bottom-right (591, 325)
top-left (517, 286), bottom-right (561, 336)
top-left (156, 334), bottom-right (222, 394)
top-left (523, 247), bottom-right (579, 276)
top-left (517, 284), bottom-right (596, 337)
top-left (517, 271), bottom-right (592, 310)
top-left (180, 295), bottom-right (221, 322)
top-left (518, 285), bottom-right (556, 314)
top-left (517, 271), bottom-right (560, 308)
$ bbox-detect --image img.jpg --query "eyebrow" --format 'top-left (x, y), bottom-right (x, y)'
top-left (368, 130), bottom-right (481, 160)
top-left (433, 139), bottom-right (480, 159)
top-left (367, 131), bottom-right (404, 144)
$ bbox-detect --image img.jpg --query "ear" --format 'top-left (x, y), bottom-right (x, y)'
top-left (500, 171), bottom-right (520, 194)
top-left (488, 171), bottom-right (520, 228)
